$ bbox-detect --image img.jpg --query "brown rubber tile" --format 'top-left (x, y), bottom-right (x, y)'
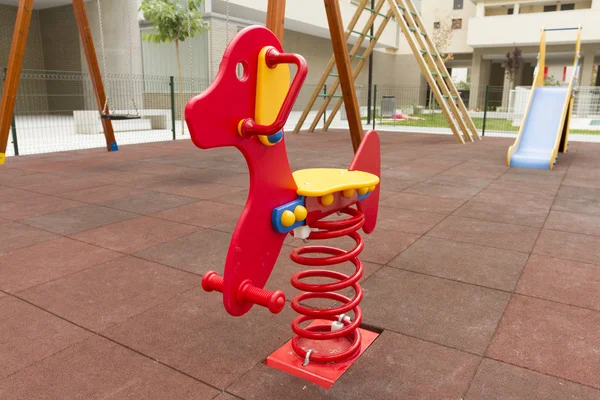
top-left (60, 184), bottom-right (149, 204)
top-left (22, 177), bottom-right (107, 196)
top-left (516, 254), bottom-right (600, 311)
top-left (425, 174), bottom-right (494, 189)
top-left (485, 179), bottom-right (560, 196)
top-left (428, 216), bottom-right (540, 253)
top-left (135, 228), bottom-right (232, 275)
top-left (20, 256), bottom-right (198, 332)
top-left (379, 179), bottom-right (420, 193)
top-left (454, 199), bottom-right (549, 227)
top-left (390, 237), bottom-right (528, 291)
top-left (72, 216), bottom-right (198, 254)
top-left (22, 204), bottom-right (137, 235)
top-left (211, 188), bottom-right (249, 206)
top-left (0, 222), bottom-right (57, 255)
top-left (499, 168), bottom-right (565, 185)
top-left (0, 297), bottom-right (91, 379)
top-left (0, 195), bottom-right (84, 221)
top-left (380, 192), bottom-right (466, 214)
top-left (544, 210), bottom-right (600, 236)
top-left (441, 163), bottom-right (509, 179)
top-left (228, 331), bottom-right (480, 400)
top-left (533, 229), bottom-right (600, 265)
top-left (0, 237), bottom-right (121, 293)
top-left (152, 200), bottom-right (244, 228)
top-left (361, 267), bottom-right (510, 354)
top-left (376, 206), bottom-right (447, 235)
top-left (149, 179), bottom-right (241, 200)
top-left (7, 173), bottom-right (65, 188)
top-left (0, 336), bottom-right (218, 400)
top-left (104, 287), bottom-right (295, 389)
top-left (486, 295), bottom-right (600, 389)
top-left (0, 186), bottom-right (44, 203)
top-left (404, 181), bottom-right (481, 200)
top-left (473, 188), bottom-right (555, 211)
top-left (466, 358), bottom-right (600, 400)
top-left (213, 393), bottom-right (238, 400)
top-left (101, 191), bottom-right (198, 215)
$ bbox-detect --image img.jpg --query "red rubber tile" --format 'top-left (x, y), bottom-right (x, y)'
top-left (152, 200), bottom-right (244, 228)
top-left (0, 186), bottom-right (44, 203)
top-left (20, 256), bottom-right (197, 332)
top-left (0, 297), bottom-right (91, 379)
top-left (533, 229), bottom-right (600, 266)
top-left (487, 295), bottom-right (600, 389)
top-left (405, 182), bottom-right (481, 200)
top-left (544, 210), bottom-right (600, 236)
top-left (0, 336), bottom-right (218, 400)
top-left (0, 195), bottom-right (84, 221)
top-left (466, 359), bottom-right (600, 400)
top-left (377, 206), bottom-right (447, 235)
top-left (516, 254), bottom-right (600, 311)
top-left (361, 267), bottom-right (510, 354)
top-left (101, 191), bottom-right (198, 215)
top-left (454, 199), bottom-right (549, 227)
top-left (381, 192), bottom-right (467, 214)
top-left (390, 237), bottom-right (528, 291)
top-left (60, 185), bottom-right (148, 204)
top-left (0, 222), bottom-right (57, 255)
top-left (72, 216), bottom-right (197, 254)
top-left (229, 331), bottom-right (480, 399)
top-left (23, 177), bottom-right (107, 196)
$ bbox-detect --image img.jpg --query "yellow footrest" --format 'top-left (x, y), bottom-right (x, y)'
top-left (293, 168), bottom-right (379, 197)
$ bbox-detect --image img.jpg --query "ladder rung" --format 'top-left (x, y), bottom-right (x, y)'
top-left (329, 73), bottom-right (339, 77)
top-left (351, 30), bottom-right (376, 40)
top-left (318, 94), bottom-right (343, 98)
top-left (431, 72), bottom-right (438, 77)
top-left (442, 95), bottom-right (458, 99)
top-left (365, 7), bottom-right (388, 18)
top-left (441, 74), bottom-right (448, 78)
top-left (432, 53), bottom-right (438, 57)
top-left (397, 4), bottom-right (418, 16)
top-left (419, 49), bottom-right (427, 54)
top-left (409, 27), bottom-right (416, 32)
top-left (351, 54), bottom-right (365, 60)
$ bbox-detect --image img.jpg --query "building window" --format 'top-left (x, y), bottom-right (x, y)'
top-left (453, 0), bottom-right (463, 10)
top-left (560, 3), bottom-right (575, 11)
top-left (433, 21), bottom-right (440, 29)
top-left (507, 8), bottom-right (514, 15)
top-left (543, 5), bottom-right (558, 12)
top-left (452, 18), bottom-right (462, 30)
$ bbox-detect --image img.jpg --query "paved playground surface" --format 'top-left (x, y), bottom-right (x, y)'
top-left (0, 131), bottom-right (599, 399)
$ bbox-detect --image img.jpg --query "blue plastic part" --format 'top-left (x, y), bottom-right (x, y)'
top-left (509, 87), bottom-right (569, 170)
top-left (268, 130), bottom-right (283, 144)
top-left (110, 142), bottom-right (119, 152)
top-left (272, 196), bottom-right (306, 234)
top-left (357, 191), bottom-right (371, 202)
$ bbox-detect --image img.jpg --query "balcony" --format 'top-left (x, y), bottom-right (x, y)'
top-left (467, 7), bottom-right (600, 48)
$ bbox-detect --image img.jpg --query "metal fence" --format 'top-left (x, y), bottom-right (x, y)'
top-left (2, 69), bottom-right (600, 159)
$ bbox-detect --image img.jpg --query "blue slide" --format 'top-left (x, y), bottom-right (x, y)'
top-left (509, 87), bottom-right (570, 169)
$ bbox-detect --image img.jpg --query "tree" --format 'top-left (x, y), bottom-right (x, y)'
top-left (502, 47), bottom-right (524, 88)
top-left (431, 16), bottom-right (455, 63)
top-left (544, 75), bottom-right (562, 87)
top-left (591, 65), bottom-right (598, 87)
top-left (140, 0), bottom-right (209, 135)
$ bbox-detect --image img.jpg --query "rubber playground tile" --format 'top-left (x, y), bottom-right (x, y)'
top-left (60, 184), bottom-right (149, 204)
top-left (441, 163), bottom-right (509, 179)
top-left (150, 179), bottom-right (242, 200)
top-left (228, 331), bottom-right (480, 400)
top-left (0, 237), bottom-right (121, 293)
top-left (0, 222), bottom-right (57, 255)
top-left (72, 216), bottom-right (197, 254)
top-left (516, 255), bottom-right (600, 311)
top-left (0, 336), bottom-right (218, 400)
top-left (425, 174), bottom-right (494, 189)
top-left (404, 181), bottom-right (481, 200)
top-left (380, 192), bottom-right (467, 214)
top-left (552, 194), bottom-right (600, 217)
top-left (100, 191), bottom-right (198, 215)
top-left (325, 227), bottom-right (420, 265)
top-left (454, 199), bottom-right (550, 228)
top-left (104, 286), bottom-right (296, 389)
top-left (557, 184), bottom-right (600, 201)
top-left (361, 267), bottom-right (510, 354)
top-left (533, 229), bottom-right (600, 266)
top-left (210, 172), bottom-right (250, 188)
top-left (428, 216), bottom-right (540, 253)
top-left (22, 176), bottom-right (108, 196)
top-left (486, 295), bottom-right (600, 389)
top-left (22, 204), bottom-right (137, 235)
top-left (498, 168), bottom-right (565, 185)
top-left (7, 173), bottom-right (65, 188)
top-left (151, 200), bottom-right (244, 228)
top-left (135, 228), bottom-right (232, 275)
top-left (20, 256), bottom-right (197, 332)
top-left (473, 188), bottom-right (555, 211)
top-left (0, 297), bottom-right (91, 380)
top-left (390, 237), bottom-right (528, 291)
top-left (0, 186), bottom-right (44, 203)
top-left (485, 179), bottom-right (560, 196)
top-left (376, 206), bottom-right (447, 235)
top-left (465, 359), bottom-right (600, 400)
top-left (211, 188), bottom-right (249, 206)
top-left (0, 195), bottom-right (84, 221)
top-left (378, 178), bottom-right (419, 193)
top-left (544, 210), bottom-right (600, 236)
top-left (213, 393), bottom-right (238, 400)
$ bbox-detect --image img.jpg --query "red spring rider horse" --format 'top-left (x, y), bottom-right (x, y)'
top-left (185, 26), bottom-right (381, 388)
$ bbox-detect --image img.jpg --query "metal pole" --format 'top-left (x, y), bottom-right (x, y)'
top-left (482, 85), bottom-right (489, 137)
top-left (366, 0), bottom-right (374, 125)
top-left (372, 84), bottom-right (377, 131)
top-left (170, 76), bottom-right (176, 140)
top-left (323, 84), bottom-right (327, 125)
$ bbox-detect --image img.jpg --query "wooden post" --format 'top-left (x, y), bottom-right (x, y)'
top-left (72, 0), bottom-right (117, 151)
top-left (0, 0), bottom-right (35, 164)
top-left (266, 0), bottom-right (286, 41)
top-left (323, 0), bottom-right (363, 153)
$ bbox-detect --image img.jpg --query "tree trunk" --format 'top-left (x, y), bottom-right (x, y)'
top-left (175, 40), bottom-right (185, 136)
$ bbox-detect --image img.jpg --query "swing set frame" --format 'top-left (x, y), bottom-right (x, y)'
top-left (0, 0), bottom-right (364, 164)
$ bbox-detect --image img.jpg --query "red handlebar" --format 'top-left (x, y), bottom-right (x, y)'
top-left (239, 48), bottom-right (308, 138)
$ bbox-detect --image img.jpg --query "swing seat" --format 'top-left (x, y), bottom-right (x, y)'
top-left (101, 113), bottom-right (141, 121)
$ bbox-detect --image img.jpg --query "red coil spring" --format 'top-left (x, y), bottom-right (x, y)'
top-left (289, 206), bottom-right (365, 364)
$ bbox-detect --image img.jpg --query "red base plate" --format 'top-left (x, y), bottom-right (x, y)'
top-left (266, 321), bottom-right (379, 389)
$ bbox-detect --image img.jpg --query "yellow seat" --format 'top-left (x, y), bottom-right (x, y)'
top-left (293, 168), bottom-right (379, 197)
